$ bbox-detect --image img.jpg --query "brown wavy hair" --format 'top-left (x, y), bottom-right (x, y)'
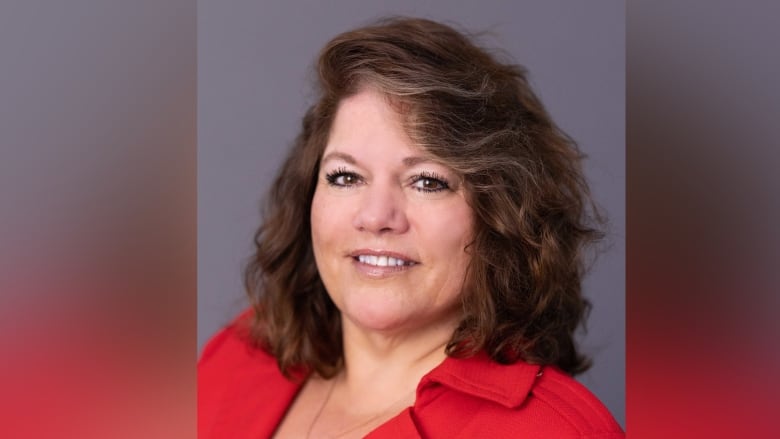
top-left (244, 17), bottom-right (604, 378)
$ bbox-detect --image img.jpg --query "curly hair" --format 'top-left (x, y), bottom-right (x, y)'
top-left (244, 17), bottom-right (604, 378)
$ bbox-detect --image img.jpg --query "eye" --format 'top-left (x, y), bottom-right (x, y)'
top-left (325, 167), bottom-right (363, 187)
top-left (410, 172), bottom-right (450, 193)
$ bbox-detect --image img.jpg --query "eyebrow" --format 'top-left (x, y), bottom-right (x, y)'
top-left (320, 151), bottom-right (357, 165)
top-left (402, 156), bottom-right (435, 167)
top-left (320, 151), bottom-right (436, 167)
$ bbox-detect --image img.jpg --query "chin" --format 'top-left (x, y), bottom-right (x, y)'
top-left (341, 298), bottom-right (412, 332)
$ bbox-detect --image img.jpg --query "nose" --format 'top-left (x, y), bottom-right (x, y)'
top-left (352, 182), bottom-right (409, 234)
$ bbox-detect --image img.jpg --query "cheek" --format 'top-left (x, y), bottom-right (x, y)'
top-left (310, 190), bottom-right (331, 253)
top-left (310, 188), bottom-right (351, 265)
top-left (422, 205), bottom-right (473, 257)
top-left (414, 203), bottom-right (474, 284)
top-left (439, 217), bottom-right (474, 302)
top-left (444, 212), bottom-right (474, 279)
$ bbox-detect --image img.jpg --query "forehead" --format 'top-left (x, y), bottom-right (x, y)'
top-left (324, 89), bottom-right (424, 159)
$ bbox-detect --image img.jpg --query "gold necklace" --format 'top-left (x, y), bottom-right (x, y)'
top-left (306, 378), bottom-right (337, 439)
top-left (306, 377), bottom-right (415, 439)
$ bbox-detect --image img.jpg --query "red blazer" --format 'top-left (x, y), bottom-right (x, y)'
top-left (199, 321), bottom-right (624, 438)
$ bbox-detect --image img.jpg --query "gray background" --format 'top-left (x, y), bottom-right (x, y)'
top-left (198, 0), bottom-right (625, 427)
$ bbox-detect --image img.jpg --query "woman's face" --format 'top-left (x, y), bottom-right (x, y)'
top-left (310, 89), bottom-right (474, 335)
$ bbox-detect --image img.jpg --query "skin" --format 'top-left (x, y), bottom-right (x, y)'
top-left (311, 88), bottom-right (474, 337)
top-left (273, 88), bottom-right (474, 438)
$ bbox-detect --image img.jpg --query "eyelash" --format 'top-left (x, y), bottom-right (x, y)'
top-left (325, 167), bottom-right (362, 187)
top-left (409, 171), bottom-right (450, 193)
top-left (324, 168), bottom-right (451, 193)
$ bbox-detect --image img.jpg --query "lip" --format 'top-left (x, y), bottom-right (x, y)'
top-left (347, 249), bottom-right (419, 278)
top-left (347, 249), bottom-right (419, 264)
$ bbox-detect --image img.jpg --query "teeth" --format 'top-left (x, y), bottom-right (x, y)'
top-left (357, 255), bottom-right (412, 267)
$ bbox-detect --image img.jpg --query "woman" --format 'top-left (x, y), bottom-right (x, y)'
top-left (199, 17), bottom-right (624, 438)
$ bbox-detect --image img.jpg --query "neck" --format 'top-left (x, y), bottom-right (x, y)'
top-left (338, 314), bottom-right (458, 402)
top-left (301, 315), bottom-right (459, 439)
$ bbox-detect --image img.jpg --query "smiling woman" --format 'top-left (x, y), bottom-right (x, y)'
top-left (199, 17), bottom-right (624, 439)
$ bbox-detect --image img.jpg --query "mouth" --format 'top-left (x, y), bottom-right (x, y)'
top-left (348, 250), bottom-right (418, 269)
top-left (354, 254), bottom-right (416, 267)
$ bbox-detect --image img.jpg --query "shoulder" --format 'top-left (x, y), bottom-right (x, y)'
top-left (411, 352), bottom-right (624, 439)
top-left (198, 312), bottom-right (303, 439)
top-left (198, 311), bottom-right (266, 371)
top-left (527, 366), bottom-right (624, 438)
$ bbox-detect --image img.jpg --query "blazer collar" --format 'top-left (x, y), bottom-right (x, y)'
top-left (418, 350), bottom-right (542, 408)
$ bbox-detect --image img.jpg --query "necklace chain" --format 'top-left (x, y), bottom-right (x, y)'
top-left (305, 378), bottom-right (336, 439)
top-left (306, 377), bottom-right (414, 439)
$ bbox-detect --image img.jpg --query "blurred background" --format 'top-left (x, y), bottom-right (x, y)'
top-left (627, 0), bottom-right (780, 437)
top-left (0, 0), bottom-right (195, 437)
